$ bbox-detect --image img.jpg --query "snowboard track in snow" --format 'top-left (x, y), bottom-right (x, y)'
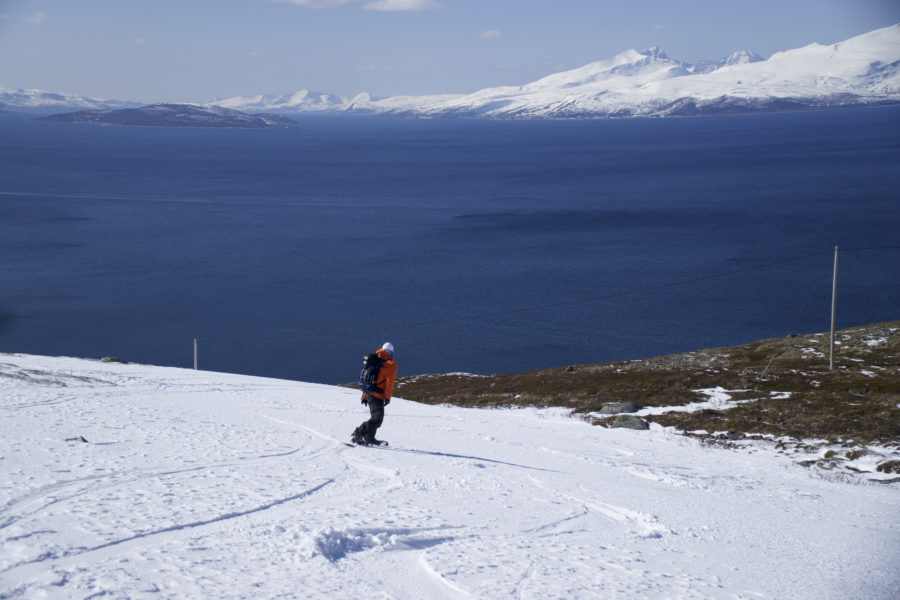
top-left (377, 446), bottom-right (561, 473)
top-left (85, 478), bottom-right (335, 554)
top-left (0, 479), bottom-right (335, 578)
top-left (0, 441), bottom-right (331, 534)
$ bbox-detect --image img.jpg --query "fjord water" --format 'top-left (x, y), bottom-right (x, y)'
top-left (1, 108), bottom-right (898, 383)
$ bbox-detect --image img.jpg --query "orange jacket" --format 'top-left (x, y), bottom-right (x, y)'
top-left (364, 347), bottom-right (397, 403)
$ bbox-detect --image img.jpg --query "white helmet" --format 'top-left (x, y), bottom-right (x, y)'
top-left (381, 342), bottom-right (394, 357)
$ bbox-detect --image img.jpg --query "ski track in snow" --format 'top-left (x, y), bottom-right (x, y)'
top-left (1, 354), bottom-right (898, 599)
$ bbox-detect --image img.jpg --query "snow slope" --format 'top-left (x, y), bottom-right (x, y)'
top-left (1, 353), bottom-right (898, 599)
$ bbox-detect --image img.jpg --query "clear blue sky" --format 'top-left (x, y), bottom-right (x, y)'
top-left (1, 0), bottom-right (898, 102)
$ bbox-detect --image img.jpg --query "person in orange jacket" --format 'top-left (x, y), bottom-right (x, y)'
top-left (351, 342), bottom-right (397, 446)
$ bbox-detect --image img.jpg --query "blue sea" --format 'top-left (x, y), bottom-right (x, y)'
top-left (1, 108), bottom-right (898, 384)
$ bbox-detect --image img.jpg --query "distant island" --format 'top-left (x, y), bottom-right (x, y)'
top-left (38, 103), bottom-right (297, 128)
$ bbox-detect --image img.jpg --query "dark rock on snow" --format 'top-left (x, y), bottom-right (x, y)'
top-left (611, 415), bottom-right (650, 430)
top-left (598, 401), bottom-right (643, 415)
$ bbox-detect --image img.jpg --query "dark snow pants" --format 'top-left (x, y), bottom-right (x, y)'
top-left (355, 394), bottom-right (384, 440)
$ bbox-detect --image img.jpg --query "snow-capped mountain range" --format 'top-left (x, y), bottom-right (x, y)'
top-left (211, 89), bottom-right (348, 112)
top-left (368, 24), bottom-right (900, 118)
top-left (0, 88), bottom-right (141, 113)
top-left (3, 24), bottom-right (898, 119)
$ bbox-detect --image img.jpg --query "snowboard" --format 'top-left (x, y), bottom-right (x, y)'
top-left (344, 440), bottom-right (389, 448)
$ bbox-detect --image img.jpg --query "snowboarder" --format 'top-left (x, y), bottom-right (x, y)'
top-left (351, 342), bottom-right (397, 446)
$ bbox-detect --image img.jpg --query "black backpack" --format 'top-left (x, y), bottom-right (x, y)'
top-left (358, 352), bottom-right (384, 394)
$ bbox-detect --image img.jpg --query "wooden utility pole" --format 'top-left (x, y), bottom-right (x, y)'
top-left (830, 246), bottom-right (838, 371)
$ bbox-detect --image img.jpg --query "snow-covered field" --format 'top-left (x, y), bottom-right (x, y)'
top-left (1, 354), bottom-right (897, 599)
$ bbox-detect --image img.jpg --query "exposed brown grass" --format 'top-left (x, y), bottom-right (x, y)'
top-left (393, 321), bottom-right (900, 446)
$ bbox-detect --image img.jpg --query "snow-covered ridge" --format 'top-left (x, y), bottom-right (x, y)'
top-left (211, 90), bottom-right (465, 114)
top-left (395, 24), bottom-right (900, 118)
top-left (0, 87), bottom-right (140, 113)
top-left (210, 89), bottom-right (348, 112)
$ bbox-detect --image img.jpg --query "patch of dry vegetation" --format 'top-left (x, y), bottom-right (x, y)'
top-left (395, 321), bottom-right (900, 447)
